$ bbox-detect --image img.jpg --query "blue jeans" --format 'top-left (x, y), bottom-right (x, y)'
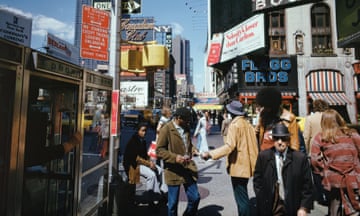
top-left (167, 179), bottom-right (200, 216)
top-left (231, 177), bottom-right (250, 216)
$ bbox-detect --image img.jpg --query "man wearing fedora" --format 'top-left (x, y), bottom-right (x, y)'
top-left (253, 123), bottom-right (313, 216)
top-left (201, 100), bottom-right (258, 216)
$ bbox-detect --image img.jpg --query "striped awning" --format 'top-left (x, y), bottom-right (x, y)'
top-left (306, 70), bottom-right (344, 91)
top-left (308, 92), bottom-right (351, 105)
top-left (239, 91), bottom-right (297, 98)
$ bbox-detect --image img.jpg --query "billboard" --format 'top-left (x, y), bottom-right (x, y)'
top-left (46, 33), bottom-right (79, 65)
top-left (81, 5), bottom-right (110, 61)
top-left (120, 81), bottom-right (148, 108)
top-left (120, 17), bottom-right (155, 42)
top-left (252, 0), bottom-right (322, 12)
top-left (221, 14), bottom-right (265, 63)
top-left (336, 1), bottom-right (360, 47)
top-left (0, 8), bottom-right (32, 46)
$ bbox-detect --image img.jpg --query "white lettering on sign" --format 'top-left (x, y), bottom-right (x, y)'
top-left (94, 2), bottom-right (111, 11)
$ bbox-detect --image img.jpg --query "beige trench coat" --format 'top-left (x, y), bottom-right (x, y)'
top-left (210, 116), bottom-right (259, 178)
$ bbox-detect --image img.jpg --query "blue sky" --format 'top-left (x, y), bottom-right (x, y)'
top-left (0, 0), bottom-right (208, 91)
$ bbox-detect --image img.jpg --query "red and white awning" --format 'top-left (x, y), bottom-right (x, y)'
top-left (306, 70), bottom-right (344, 92)
top-left (308, 92), bottom-right (351, 106)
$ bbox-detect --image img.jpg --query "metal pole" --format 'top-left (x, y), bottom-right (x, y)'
top-left (108, 0), bottom-right (122, 215)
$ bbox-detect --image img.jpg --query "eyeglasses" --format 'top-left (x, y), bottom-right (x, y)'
top-left (273, 136), bottom-right (290, 142)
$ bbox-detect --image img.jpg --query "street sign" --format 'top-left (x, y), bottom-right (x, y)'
top-left (81, 5), bottom-right (110, 61)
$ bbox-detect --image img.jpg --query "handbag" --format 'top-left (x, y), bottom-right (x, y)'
top-left (147, 141), bottom-right (157, 160)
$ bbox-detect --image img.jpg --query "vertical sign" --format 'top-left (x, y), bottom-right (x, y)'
top-left (81, 5), bottom-right (110, 61)
top-left (207, 33), bottom-right (223, 66)
top-left (111, 90), bottom-right (119, 136)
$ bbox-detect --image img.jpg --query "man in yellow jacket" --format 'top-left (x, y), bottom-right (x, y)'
top-left (201, 100), bottom-right (259, 216)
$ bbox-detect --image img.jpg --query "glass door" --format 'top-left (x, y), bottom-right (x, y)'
top-left (0, 69), bottom-right (16, 215)
top-left (22, 75), bottom-right (79, 216)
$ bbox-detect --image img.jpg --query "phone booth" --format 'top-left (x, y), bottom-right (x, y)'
top-left (80, 69), bottom-right (113, 215)
top-left (21, 50), bottom-right (83, 215)
top-left (0, 38), bottom-right (115, 215)
top-left (0, 39), bottom-right (25, 216)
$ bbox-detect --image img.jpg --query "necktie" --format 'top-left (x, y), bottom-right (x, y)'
top-left (278, 153), bottom-right (285, 200)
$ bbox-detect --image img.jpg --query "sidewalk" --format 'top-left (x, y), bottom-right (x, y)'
top-left (119, 125), bottom-right (329, 215)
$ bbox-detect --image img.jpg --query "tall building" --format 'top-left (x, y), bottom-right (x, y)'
top-left (172, 35), bottom-right (192, 98)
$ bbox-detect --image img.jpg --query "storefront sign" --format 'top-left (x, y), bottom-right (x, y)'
top-left (252, 0), bottom-right (321, 12)
top-left (0, 8), bottom-right (32, 47)
top-left (32, 52), bottom-right (82, 79)
top-left (243, 58), bottom-right (291, 83)
top-left (237, 56), bottom-right (298, 93)
top-left (221, 14), bottom-right (265, 63)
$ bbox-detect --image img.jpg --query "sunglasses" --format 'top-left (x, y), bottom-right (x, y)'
top-left (273, 136), bottom-right (290, 141)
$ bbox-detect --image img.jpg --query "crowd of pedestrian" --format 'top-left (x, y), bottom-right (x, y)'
top-left (121, 86), bottom-right (360, 216)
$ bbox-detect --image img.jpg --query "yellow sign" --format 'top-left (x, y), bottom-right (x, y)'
top-left (193, 104), bottom-right (223, 110)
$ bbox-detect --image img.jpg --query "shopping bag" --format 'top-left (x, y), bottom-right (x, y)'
top-left (147, 141), bottom-right (157, 160)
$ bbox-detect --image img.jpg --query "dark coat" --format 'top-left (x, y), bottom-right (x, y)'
top-left (253, 147), bottom-right (313, 215)
top-left (123, 134), bottom-right (152, 184)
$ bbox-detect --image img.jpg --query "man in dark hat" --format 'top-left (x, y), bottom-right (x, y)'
top-left (156, 107), bottom-right (200, 216)
top-left (201, 100), bottom-right (258, 216)
top-left (253, 123), bottom-right (313, 216)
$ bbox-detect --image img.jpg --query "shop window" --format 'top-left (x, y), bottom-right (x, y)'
top-left (268, 10), bottom-right (286, 55)
top-left (311, 3), bottom-right (334, 56)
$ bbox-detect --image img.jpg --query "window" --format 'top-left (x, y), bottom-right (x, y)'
top-left (311, 3), bottom-right (333, 55)
top-left (269, 10), bottom-right (286, 55)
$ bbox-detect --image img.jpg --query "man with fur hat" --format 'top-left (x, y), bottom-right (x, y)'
top-left (255, 87), bottom-right (300, 151)
top-left (156, 107), bottom-right (200, 216)
top-left (253, 122), bottom-right (313, 216)
top-left (201, 100), bottom-right (258, 216)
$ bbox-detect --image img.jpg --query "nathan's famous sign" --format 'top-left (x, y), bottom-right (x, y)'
top-left (252, 0), bottom-right (322, 12)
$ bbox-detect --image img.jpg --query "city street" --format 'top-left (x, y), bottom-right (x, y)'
top-left (117, 124), bottom-right (329, 216)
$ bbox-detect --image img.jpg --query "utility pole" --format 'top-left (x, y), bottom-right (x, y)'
top-left (108, 0), bottom-right (122, 181)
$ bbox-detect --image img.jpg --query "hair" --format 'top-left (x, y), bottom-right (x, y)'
top-left (256, 87), bottom-right (282, 110)
top-left (136, 122), bottom-right (148, 132)
top-left (174, 107), bottom-right (191, 120)
top-left (320, 109), bottom-right (354, 143)
top-left (312, 99), bottom-right (329, 112)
